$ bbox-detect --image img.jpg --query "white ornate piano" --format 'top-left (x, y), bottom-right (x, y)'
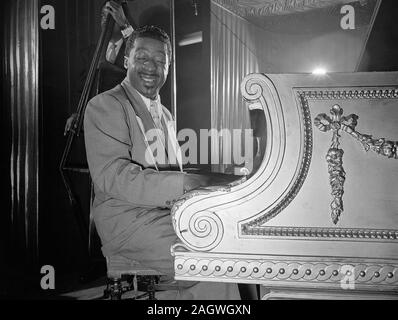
top-left (171, 72), bottom-right (398, 299)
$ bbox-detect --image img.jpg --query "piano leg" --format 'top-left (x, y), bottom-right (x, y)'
top-left (238, 284), bottom-right (260, 300)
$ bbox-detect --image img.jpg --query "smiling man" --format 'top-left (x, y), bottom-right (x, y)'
top-left (83, 26), bottom-right (240, 299)
top-left (126, 35), bottom-right (168, 99)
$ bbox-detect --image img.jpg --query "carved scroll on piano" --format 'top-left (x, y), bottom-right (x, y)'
top-left (171, 72), bottom-right (398, 297)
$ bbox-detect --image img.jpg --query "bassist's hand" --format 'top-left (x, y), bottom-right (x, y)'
top-left (64, 113), bottom-right (77, 136)
top-left (104, 1), bottom-right (129, 28)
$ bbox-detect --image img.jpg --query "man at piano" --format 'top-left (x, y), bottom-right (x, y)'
top-left (64, 1), bottom-right (134, 135)
top-left (83, 25), bottom-right (240, 299)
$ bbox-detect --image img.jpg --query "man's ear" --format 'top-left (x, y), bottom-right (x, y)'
top-left (124, 56), bottom-right (128, 69)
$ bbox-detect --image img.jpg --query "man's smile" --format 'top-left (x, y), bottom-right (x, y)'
top-left (139, 72), bottom-right (158, 86)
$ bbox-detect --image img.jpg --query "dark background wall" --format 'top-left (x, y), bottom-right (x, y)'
top-left (176, 0), bottom-right (212, 168)
top-left (357, 0), bottom-right (398, 71)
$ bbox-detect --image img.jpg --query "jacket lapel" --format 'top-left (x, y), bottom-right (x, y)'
top-left (120, 80), bottom-right (171, 170)
top-left (121, 80), bottom-right (155, 133)
top-left (161, 114), bottom-right (183, 172)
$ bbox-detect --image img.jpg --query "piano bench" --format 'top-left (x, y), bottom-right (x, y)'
top-left (104, 256), bottom-right (178, 300)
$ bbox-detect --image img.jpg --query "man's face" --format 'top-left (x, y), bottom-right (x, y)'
top-left (126, 37), bottom-right (169, 99)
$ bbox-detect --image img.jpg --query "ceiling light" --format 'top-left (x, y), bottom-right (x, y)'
top-left (178, 31), bottom-right (202, 47)
top-left (312, 68), bottom-right (327, 75)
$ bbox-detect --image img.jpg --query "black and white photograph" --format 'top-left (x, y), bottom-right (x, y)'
top-left (1, 0), bottom-right (398, 304)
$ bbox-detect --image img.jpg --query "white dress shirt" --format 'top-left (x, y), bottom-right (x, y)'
top-left (136, 91), bottom-right (164, 126)
top-left (106, 38), bottom-right (124, 64)
top-left (133, 87), bottom-right (182, 171)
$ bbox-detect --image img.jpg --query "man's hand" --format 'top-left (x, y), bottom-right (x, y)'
top-left (183, 174), bottom-right (211, 193)
top-left (64, 113), bottom-right (77, 136)
top-left (104, 1), bottom-right (129, 28)
top-left (164, 172), bottom-right (240, 209)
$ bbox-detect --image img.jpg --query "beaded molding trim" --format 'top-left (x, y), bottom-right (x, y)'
top-left (174, 256), bottom-right (398, 286)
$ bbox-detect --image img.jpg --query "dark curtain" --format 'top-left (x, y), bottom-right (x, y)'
top-left (1, 0), bottom-right (41, 297)
top-left (2, 0), bottom-right (40, 268)
top-left (2, 0), bottom-right (106, 297)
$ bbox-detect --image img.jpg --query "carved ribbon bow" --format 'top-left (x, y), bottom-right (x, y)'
top-left (314, 105), bottom-right (355, 224)
top-left (314, 104), bottom-right (397, 224)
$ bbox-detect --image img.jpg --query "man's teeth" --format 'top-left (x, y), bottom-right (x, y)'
top-left (141, 75), bottom-right (156, 83)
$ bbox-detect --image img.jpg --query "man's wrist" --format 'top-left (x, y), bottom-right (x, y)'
top-left (121, 23), bottom-right (134, 38)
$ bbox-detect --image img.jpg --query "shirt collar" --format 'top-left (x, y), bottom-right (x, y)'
top-left (122, 78), bottom-right (162, 113)
top-left (137, 91), bottom-right (162, 113)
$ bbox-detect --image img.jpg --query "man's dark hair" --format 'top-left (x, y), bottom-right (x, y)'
top-left (125, 25), bottom-right (172, 62)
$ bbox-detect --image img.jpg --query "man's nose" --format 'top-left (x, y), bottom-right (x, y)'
top-left (143, 59), bottom-right (157, 71)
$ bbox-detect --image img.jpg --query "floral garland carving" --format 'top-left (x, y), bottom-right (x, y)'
top-left (315, 104), bottom-right (398, 224)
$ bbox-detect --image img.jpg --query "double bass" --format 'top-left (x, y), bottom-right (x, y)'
top-left (59, 0), bottom-right (137, 245)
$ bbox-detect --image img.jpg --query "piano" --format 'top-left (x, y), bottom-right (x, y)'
top-left (171, 72), bottom-right (398, 299)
